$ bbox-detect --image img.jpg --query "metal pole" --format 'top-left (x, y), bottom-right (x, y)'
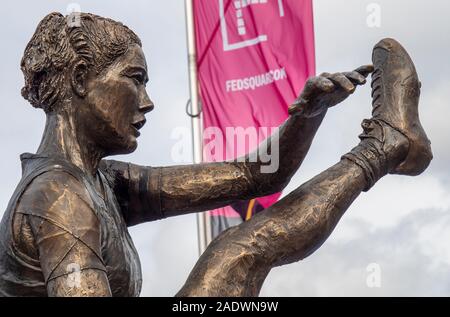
top-left (184, 0), bottom-right (212, 256)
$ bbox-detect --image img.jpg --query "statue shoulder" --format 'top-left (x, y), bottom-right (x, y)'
top-left (15, 170), bottom-right (97, 225)
top-left (11, 170), bottom-right (102, 266)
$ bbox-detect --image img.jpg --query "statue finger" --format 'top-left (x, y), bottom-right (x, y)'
top-left (354, 65), bottom-right (374, 78)
top-left (327, 73), bottom-right (355, 94)
top-left (302, 76), bottom-right (334, 99)
top-left (343, 71), bottom-right (367, 85)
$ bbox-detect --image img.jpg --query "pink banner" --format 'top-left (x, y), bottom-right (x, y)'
top-left (193, 0), bottom-right (315, 236)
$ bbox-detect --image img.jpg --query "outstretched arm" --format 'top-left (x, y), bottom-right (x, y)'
top-left (102, 66), bottom-right (373, 226)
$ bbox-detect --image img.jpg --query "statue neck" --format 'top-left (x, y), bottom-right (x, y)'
top-left (36, 111), bottom-right (104, 176)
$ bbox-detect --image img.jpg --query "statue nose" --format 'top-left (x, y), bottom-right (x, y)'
top-left (139, 90), bottom-right (154, 113)
top-left (140, 102), bottom-right (154, 114)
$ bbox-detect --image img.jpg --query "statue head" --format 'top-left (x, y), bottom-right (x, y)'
top-left (21, 12), bottom-right (154, 155)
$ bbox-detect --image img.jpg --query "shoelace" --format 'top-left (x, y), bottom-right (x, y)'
top-left (371, 68), bottom-right (383, 115)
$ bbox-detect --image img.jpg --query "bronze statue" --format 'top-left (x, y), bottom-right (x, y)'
top-left (0, 12), bottom-right (432, 297)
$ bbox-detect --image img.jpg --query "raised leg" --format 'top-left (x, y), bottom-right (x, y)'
top-left (177, 39), bottom-right (432, 297)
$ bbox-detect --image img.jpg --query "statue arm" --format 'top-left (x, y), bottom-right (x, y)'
top-left (155, 111), bottom-right (327, 216)
top-left (17, 171), bottom-right (112, 297)
top-left (46, 269), bottom-right (111, 297)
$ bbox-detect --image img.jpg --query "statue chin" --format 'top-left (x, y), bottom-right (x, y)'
top-left (126, 142), bottom-right (138, 154)
top-left (108, 142), bottom-right (138, 157)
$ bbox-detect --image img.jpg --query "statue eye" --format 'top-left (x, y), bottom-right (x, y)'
top-left (122, 68), bottom-right (148, 86)
top-left (129, 74), bottom-right (143, 85)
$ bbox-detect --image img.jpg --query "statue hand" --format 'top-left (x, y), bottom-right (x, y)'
top-left (288, 65), bottom-right (374, 118)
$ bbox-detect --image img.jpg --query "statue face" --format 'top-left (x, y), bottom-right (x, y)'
top-left (79, 44), bottom-right (154, 155)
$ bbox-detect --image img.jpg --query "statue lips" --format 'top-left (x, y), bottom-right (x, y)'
top-left (131, 119), bottom-right (146, 137)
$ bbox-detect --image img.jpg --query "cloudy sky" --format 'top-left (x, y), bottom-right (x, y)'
top-left (1, 0), bottom-right (449, 296)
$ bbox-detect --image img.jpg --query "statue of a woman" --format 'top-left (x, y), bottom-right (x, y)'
top-left (0, 12), bottom-right (432, 296)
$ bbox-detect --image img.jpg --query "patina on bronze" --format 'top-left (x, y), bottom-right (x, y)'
top-left (0, 13), bottom-right (432, 297)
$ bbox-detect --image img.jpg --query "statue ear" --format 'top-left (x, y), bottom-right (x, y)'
top-left (71, 60), bottom-right (89, 97)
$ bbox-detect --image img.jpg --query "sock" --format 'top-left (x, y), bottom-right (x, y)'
top-left (342, 119), bottom-right (408, 191)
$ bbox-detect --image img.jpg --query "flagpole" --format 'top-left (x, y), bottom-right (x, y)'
top-left (184, 0), bottom-right (212, 256)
